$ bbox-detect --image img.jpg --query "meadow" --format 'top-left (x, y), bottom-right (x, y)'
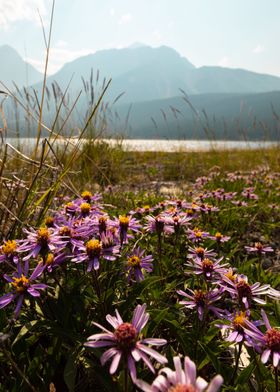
top-left (0, 135), bottom-right (279, 391)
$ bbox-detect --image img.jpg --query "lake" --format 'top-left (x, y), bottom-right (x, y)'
top-left (2, 138), bottom-right (279, 153)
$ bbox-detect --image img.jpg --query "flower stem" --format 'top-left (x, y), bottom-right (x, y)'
top-left (124, 363), bottom-right (128, 392)
top-left (231, 341), bottom-right (243, 384)
top-left (275, 366), bottom-right (279, 392)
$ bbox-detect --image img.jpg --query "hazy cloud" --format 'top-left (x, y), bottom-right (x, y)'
top-left (109, 8), bottom-right (115, 16)
top-left (152, 29), bottom-right (162, 42)
top-left (253, 45), bottom-right (265, 54)
top-left (0, 0), bottom-right (48, 29)
top-left (118, 13), bottom-right (132, 25)
top-left (25, 45), bottom-right (93, 75)
top-left (218, 56), bottom-right (230, 67)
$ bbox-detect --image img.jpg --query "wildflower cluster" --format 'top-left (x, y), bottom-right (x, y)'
top-left (0, 167), bottom-right (279, 391)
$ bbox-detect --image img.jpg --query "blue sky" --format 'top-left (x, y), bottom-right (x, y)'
top-left (0, 0), bottom-right (279, 76)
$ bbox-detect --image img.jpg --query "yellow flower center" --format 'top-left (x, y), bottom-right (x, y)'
top-left (143, 205), bottom-right (150, 211)
top-left (2, 240), bottom-right (17, 255)
top-left (224, 269), bottom-right (237, 282)
top-left (37, 228), bottom-right (50, 245)
top-left (80, 202), bottom-right (91, 214)
top-left (86, 239), bottom-right (102, 257)
top-left (12, 274), bottom-right (29, 293)
top-left (119, 216), bottom-right (129, 228)
top-left (254, 242), bottom-right (263, 250)
top-left (233, 311), bottom-right (247, 327)
top-left (195, 247), bottom-right (205, 258)
top-left (194, 228), bottom-right (202, 238)
top-left (81, 190), bottom-right (92, 202)
top-left (59, 226), bottom-right (72, 237)
top-left (128, 255), bottom-right (141, 267)
top-left (46, 253), bottom-right (55, 265)
top-left (45, 216), bottom-right (54, 227)
top-left (215, 232), bottom-right (222, 239)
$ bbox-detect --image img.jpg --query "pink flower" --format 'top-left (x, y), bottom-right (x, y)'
top-left (84, 304), bottom-right (167, 381)
top-left (136, 355), bottom-right (223, 392)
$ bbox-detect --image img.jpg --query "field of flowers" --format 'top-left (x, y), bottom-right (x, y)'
top-left (0, 163), bottom-right (279, 392)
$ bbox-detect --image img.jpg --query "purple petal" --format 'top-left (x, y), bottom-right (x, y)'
top-left (85, 340), bottom-right (115, 348)
top-left (184, 356), bottom-right (196, 385)
top-left (261, 309), bottom-right (271, 330)
top-left (0, 293), bottom-right (16, 308)
top-left (273, 352), bottom-right (280, 367)
top-left (14, 295), bottom-right (24, 318)
top-left (109, 351), bottom-right (122, 374)
top-left (207, 374), bottom-right (223, 392)
top-left (128, 354), bottom-right (137, 381)
top-left (29, 262), bottom-right (45, 281)
top-left (100, 347), bottom-right (119, 366)
top-left (141, 338), bottom-right (167, 346)
top-left (174, 356), bottom-right (183, 384)
top-left (137, 344), bottom-right (167, 364)
top-left (261, 349), bottom-right (271, 364)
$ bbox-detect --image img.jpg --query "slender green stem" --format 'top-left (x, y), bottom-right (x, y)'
top-left (231, 341), bottom-right (243, 384)
top-left (275, 366), bottom-right (279, 392)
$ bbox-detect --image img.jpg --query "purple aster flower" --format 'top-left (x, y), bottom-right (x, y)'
top-left (19, 227), bottom-right (65, 260)
top-left (73, 232), bottom-right (119, 272)
top-left (187, 246), bottom-right (217, 260)
top-left (177, 288), bottom-right (224, 321)
top-left (84, 304), bottom-right (167, 381)
top-left (135, 355), bottom-right (223, 392)
top-left (187, 228), bottom-right (209, 243)
top-left (219, 274), bottom-right (276, 309)
top-left (112, 215), bottom-right (141, 245)
top-left (241, 187), bottom-right (258, 200)
top-left (126, 247), bottom-right (153, 283)
top-left (244, 310), bottom-right (280, 367)
top-left (0, 240), bottom-right (19, 264)
top-left (209, 232), bottom-right (231, 243)
top-left (0, 261), bottom-right (47, 318)
top-left (145, 214), bottom-right (174, 236)
top-left (217, 310), bottom-right (262, 345)
top-left (245, 242), bottom-right (273, 255)
top-left (185, 256), bottom-right (228, 281)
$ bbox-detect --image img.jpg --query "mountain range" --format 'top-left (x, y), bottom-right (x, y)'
top-left (1, 44), bottom-right (280, 140)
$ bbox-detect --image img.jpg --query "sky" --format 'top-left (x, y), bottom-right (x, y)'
top-left (0, 0), bottom-right (279, 76)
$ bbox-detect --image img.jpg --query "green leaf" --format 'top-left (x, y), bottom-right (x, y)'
top-left (235, 360), bottom-right (256, 386)
top-left (64, 352), bottom-right (77, 392)
top-left (12, 320), bottom-right (38, 346)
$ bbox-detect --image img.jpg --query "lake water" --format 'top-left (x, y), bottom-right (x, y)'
top-left (2, 138), bottom-right (279, 153)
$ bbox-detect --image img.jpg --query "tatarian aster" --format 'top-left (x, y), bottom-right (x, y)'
top-left (177, 288), bottom-right (224, 321)
top-left (245, 242), bottom-right (273, 255)
top-left (135, 355), bottom-right (223, 392)
top-left (126, 247), bottom-right (153, 283)
top-left (84, 304), bottom-right (167, 381)
top-left (0, 261), bottom-right (47, 317)
top-left (219, 274), bottom-right (278, 309)
top-left (244, 309), bottom-right (280, 367)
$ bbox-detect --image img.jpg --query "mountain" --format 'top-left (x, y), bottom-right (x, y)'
top-left (113, 91), bottom-right (280, 140)
top-left (1, 44), bottom-right (280, 140)
top-left (34, 44), bottom-right (280, 103)
top-left (0, 45), bottom-right (43, 90)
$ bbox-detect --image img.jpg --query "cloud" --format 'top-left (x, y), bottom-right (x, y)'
top-left (218, 56), bottom-right (230, 67)
top-left (152, 29), bottom-right (162, 42)
top-left (25, 45), bottom-right (94, 75)
top-left (109, 8), bottom-right (115, 16)
top-left (0, 0), bottom-right (48, 29)
top-left (118, 13), bottom-right (132, 25)
top-left (252, 45), bottom-right (265, 54)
